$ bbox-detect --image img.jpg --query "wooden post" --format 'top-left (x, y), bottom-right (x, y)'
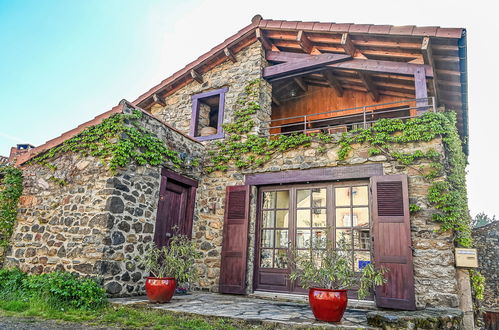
top-left (414, 66), bottom-right (428, 115)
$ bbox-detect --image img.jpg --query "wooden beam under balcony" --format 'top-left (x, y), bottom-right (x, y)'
top-left (293, 77), bottom-right (307, 92)
top-left (358, 71), bottom-right (379, 102)
top-left (322, 70), bottom-right (344, 97)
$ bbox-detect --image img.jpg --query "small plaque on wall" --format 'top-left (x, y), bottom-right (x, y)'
top-left (455, 248), bottom-right (479, 268)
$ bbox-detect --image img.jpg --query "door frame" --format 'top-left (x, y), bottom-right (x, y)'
top-left (156, 168), bottom-right (198, 240)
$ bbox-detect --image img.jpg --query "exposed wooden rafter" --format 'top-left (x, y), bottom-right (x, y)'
top-left (256, 28), bottom-right (275, 51)
top-left (296, 30), bottom-right (321, 54)
top-left (322, 70), bottom-right (344, 97)
top-left (293, 77), bottom-right (307, 92)
top-left (190, 69), bottom-right (203, 84)
top-left (358, 71), bottom-right (380, 102)
top-left (263, 53), bottom-right (351, 80)
top-left (272, 95), bottom-right (281, 106)
top-left (224, 47), bottom-right (237, 63)
top-left (421, 36), bottom-right (438, 103)
top-left (341, 33), bottom-right (356, 57)
top-left (265, 51), bottom-right (433, 77)
top-left (152, 93), bottom-right (165, 107)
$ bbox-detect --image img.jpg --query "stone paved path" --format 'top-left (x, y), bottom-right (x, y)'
top-left (111, 292), bottom-right (378, 329)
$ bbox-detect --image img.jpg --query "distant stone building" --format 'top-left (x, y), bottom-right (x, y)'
top-left (4, 15), bottom-right (474, 323)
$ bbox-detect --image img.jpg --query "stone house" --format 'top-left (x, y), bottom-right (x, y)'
top-left (4, 15), bottom-right (474, 318)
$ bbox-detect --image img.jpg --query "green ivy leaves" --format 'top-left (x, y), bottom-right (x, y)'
top-left (0, 166), bottom-right (23, 252)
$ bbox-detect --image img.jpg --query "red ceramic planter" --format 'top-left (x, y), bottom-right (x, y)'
top-left (308, 288), bottom-right (348, 322)
top-left (145, 277), bottom-right (176, 303)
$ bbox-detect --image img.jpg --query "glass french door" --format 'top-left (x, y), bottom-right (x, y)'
top-left (254, 181), bottom-right (372, 296)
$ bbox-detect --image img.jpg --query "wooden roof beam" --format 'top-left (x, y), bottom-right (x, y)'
top-left (421, 36), bottom-right (439, 103)
top-left (256, 28), bottom-right (275, 52)
top-left (322, 70), bottom-right (344, 97)
top-left (358, 71), bottom-right (380, 102)
top-left (224, 47), bottom-right (237, 63)
top-left (190, 69), bottom-right (203, 84)
top-left (293, 77), bottom-right (307, 92)
top-left (272, 95), bottom-right (281, 106)
top-left (265, 52), bottom-right (433, 77)
top-left (341, 33), bottom-right (356, 57)
top-left (263, 53), bottom-right (351, 80)
top-left (296, 30), bottom-right (321, 54)
top-left (152, 93), bottom-right (165, 107)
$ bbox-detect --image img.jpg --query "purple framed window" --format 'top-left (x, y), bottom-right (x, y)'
top-left (190, 87), bottom-right (228, 141)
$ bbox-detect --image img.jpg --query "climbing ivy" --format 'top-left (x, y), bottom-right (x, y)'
top-left (0, 166), bottom-right (23, 252)
top-left (31, 110), bottom-right (184, 171)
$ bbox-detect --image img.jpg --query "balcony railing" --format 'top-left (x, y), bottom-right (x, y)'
top-left (260, 97), bottom-right (436, 137)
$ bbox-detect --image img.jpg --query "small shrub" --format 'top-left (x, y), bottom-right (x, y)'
top-left (0, 268), bottom-right (107, 311)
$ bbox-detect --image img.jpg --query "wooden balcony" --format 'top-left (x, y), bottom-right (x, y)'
top-left (261, 97), bottom-right (436, 137)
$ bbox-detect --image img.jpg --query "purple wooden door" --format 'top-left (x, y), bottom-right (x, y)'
top-left (219, 185), bottom-right (250, 294)
top-left (154, 169), bottom-right (197, 247)
top-left (370, 174), bottom-right (416, 310)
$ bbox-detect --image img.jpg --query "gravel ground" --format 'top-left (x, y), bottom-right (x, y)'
top-left (0, 316), bottom-right (117, 330)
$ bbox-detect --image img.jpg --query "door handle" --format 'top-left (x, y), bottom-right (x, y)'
top-left (165, 233), bottom-right (172, 238)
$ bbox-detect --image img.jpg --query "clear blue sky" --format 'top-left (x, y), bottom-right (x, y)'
top-left (1, 0), bottom-right (498, 217)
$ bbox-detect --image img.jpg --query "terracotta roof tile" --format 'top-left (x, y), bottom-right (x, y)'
top-left (313, 22), bottom-right (332, 31)
top-left (266, 20), bottom-right (283, 29)
top-left (280, 21), bottom-right (299, 30)
top-left (389, 25), bottom-right (416, 35)
top-left (367, 25), bottom-right (392, 34)
top-left (296, 22), bottom-right (316, 30)
top-left (348, 24), bottom-right (372, 33)
top-left (329, 23), bottom-right (352, 32)
top-left (436, 27), bottom-right (464, 38)
top-left (412, 26), bottom-right (439, 36)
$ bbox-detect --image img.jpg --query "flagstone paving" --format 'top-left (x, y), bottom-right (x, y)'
top-left (110, 292), bottom-right (378, 329)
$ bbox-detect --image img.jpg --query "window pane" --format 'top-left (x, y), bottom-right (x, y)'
top-left (354, 251), bottom-right (371, 272)
top-left (336, 229), bottom-right (352, 248)
top-left (312, 229), bottom-right (327, 249)
top-left (335, 187), bottom-right (351, 206)
top-left (260, 249), bottom-right (273, 268)
top-left (297, 209), bottom-right (311, 227)
top-left (352, 186), bottom-right (368, 206)
top-left (276, 210), bottom-right (289, 228)
top-left (261, 230), bottom-right (274, 248)
top-left (354, 230), bottom-right (371, 250)
top-left (275, 230), bottom-right (289, 248)
top-left (312, 208), bottom-right (327, 227)
top-left (296, 229), bottom-right (311, 248)
top-left (312, 188), bottom-right (327, 208)
top-left (297, 189), bottom-right (311, 208)
top-left (336, 208), bottom-right (352, 227)
top-left (276, 191), bottom-right (289, 208)
top-left (263, 192), bottom-right (275, 209)
top-left (274, 250), bottom-right (288, 268)
top-left (352, 207), bottom-right (369, 227)
top-left (262, 211), bottom-right (275, 228)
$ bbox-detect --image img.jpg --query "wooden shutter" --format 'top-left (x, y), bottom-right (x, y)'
top-left (370, 175), bottom-right (416, 310)
top-left (219, 185), bottom-right (250, 294)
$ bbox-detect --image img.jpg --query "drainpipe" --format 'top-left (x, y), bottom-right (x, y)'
top-left (456, 269), bottom-right (474, 329)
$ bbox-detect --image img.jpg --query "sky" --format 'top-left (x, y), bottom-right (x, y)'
top-left (1, 0), bottom-right (498, 218)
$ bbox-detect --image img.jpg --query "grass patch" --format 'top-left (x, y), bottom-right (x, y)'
top-left (0, 304), bottom-right (283, 329)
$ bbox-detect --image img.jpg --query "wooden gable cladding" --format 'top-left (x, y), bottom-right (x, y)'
top-left (219, 185), bottom-right (251, 294)
top-left (370, 174), bottom-right (416, 310)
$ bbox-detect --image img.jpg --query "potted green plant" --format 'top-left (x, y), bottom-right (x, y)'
top-left (136, 235), bottom-right (201, 303)
top-left (289, 237), bottom-right (387, 322)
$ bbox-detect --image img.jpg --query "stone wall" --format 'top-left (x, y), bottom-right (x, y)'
top-left (473, 221), bottom-right (499, 311)
top-left (5, 108), bottom-right (204, 296)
